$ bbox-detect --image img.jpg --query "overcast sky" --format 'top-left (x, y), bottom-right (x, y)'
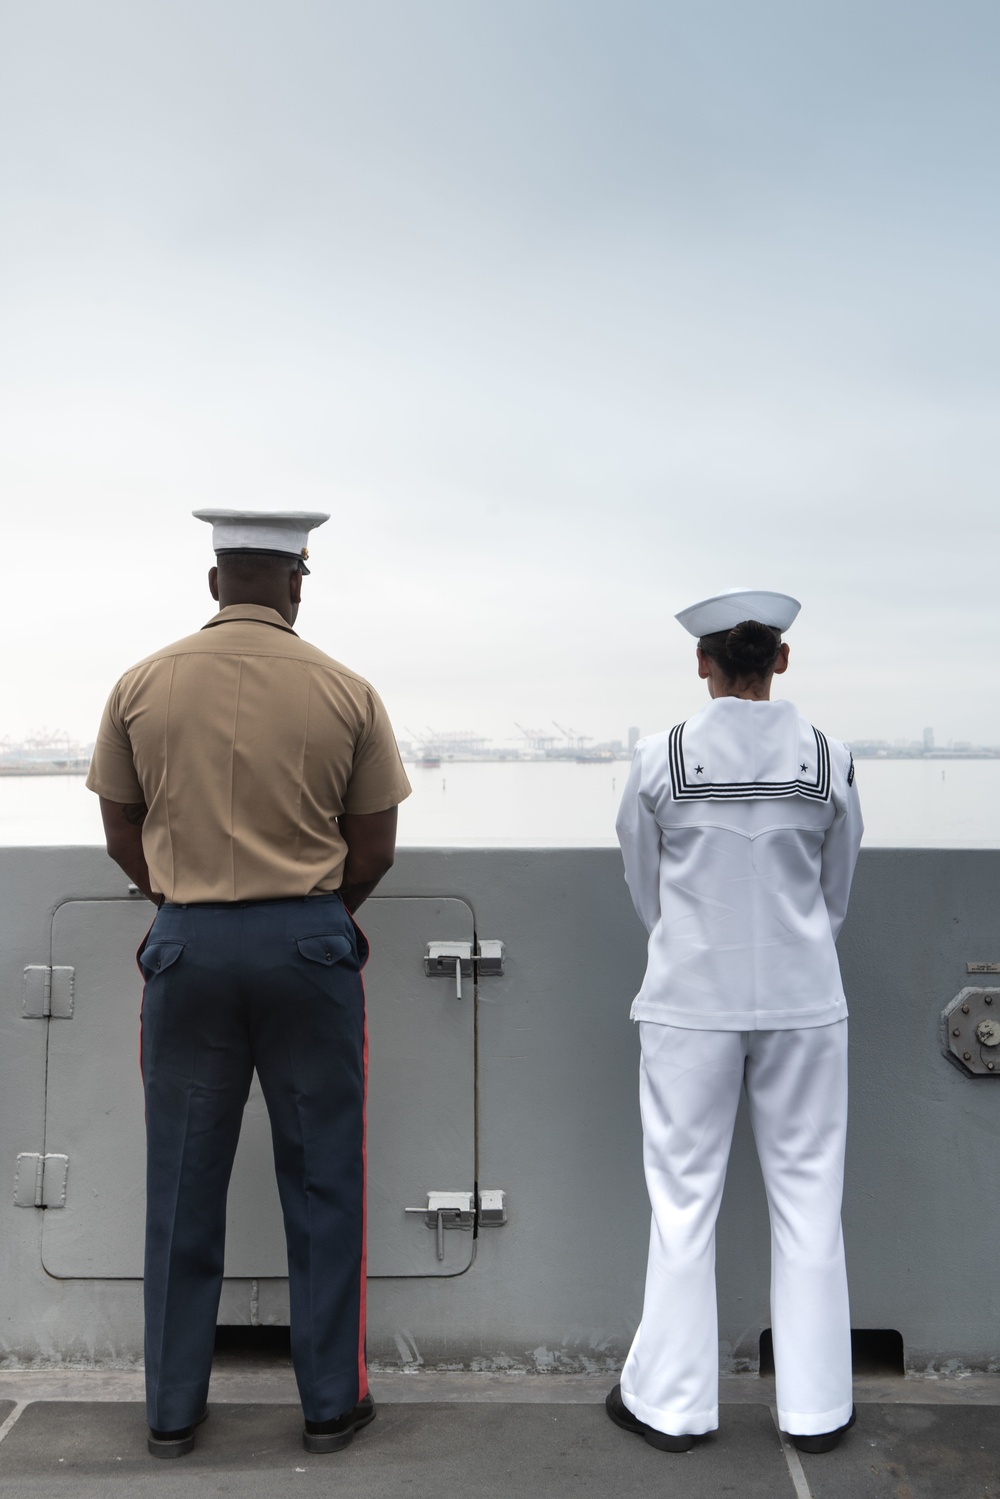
top-left (1, 1), bottom-right (997, 751)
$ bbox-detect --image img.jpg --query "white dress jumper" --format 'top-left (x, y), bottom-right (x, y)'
top-left (616, 697), bottom-right (863, 1438)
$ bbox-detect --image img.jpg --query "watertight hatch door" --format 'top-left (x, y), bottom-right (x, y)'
top-left (40, 895), bottom-right (476, 1279)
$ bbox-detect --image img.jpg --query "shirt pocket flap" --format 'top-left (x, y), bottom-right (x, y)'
top-left (139, 942), bottom-right (185, 977)
top-left (296, 934), bottom-right (355, 967)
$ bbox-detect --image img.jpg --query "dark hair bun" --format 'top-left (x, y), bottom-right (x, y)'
top-left (724, 620), bottom-right (782, 676)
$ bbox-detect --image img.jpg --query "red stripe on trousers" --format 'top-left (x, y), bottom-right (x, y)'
top-left (135, 914), bottom-right (158, 1101)
top-left (358, 1010), bottom-right (369, 1401)
top-left (351, 904), bottom-right (371, 1404)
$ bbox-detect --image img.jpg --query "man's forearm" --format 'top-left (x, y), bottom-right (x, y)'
top-left (337, 806), bottom-right (399, 913)
top-left (109, 842), bottom-right (159, 904)
top-left (99, 798), bottom-right (161, 904)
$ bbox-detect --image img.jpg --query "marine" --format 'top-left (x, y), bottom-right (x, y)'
top-left (86, 509), bottom-right (411, 1457)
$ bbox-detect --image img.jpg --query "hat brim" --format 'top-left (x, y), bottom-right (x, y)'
top-left (675, 589), bottom-right (800, 638)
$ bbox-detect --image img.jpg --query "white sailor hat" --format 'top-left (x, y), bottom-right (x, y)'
top-left (675, 588), bottom-right (801, 638)
top-left (192, 509), bottom-right (330, 574)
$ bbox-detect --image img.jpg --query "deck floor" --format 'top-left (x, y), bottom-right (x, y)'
top-left (1, 1369), bottom-right (998, 1498)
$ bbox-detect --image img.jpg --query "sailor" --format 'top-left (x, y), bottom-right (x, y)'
top-left (606, 589), bottom-right (863, 1455)
top-left (85, 510), bottom-right (411, 1458)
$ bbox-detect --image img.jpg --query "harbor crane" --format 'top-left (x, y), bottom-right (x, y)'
top-left (403, 727), bottom-right (488, 757)
top-left (514, 723), bottom-right (558, 752)
top-left (552, 721), bottom-right (592, 751)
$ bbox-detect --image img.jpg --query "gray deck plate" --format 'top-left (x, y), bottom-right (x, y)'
top-left (807, 1404), bottom-right (1000, 1499)
top-left (0, 1401), bottom-right (788, 1498)
top-left (5, 1401), bottom-right (998, 1498)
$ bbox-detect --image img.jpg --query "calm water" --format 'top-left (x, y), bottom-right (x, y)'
top-left (1, 759), bottom-right (998, 848)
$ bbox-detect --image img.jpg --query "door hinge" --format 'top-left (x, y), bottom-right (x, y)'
top-left (22, 965), bottom-right (75, 1019)
top-left (404, 1189), bottom-right (508, 1260)
top-left (423, 941), bottom-right (505, 999)
top-left (14, 1153), bottom-right (69, 1208)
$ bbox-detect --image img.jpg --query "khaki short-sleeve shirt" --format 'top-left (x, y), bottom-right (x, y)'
top-left (86, 604), bottom-right (412, 903)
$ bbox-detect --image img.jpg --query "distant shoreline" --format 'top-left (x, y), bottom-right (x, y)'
top-left (853, 752), bottom-right (1000, 762)
top-left (2, 749), bottom-right (999, 778)
top-left (0, 765), bottom-right (90, 777)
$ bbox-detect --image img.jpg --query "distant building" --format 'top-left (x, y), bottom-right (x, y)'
top-left (628, 726), bottom-right (640, 752)
top-left (923, 727), bottom-right (934, 750)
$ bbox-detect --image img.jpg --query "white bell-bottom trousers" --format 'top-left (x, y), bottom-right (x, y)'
top-left (620, 1020), bottom-right (852, 1438)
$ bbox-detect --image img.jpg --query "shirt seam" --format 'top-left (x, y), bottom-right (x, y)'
top-left (163, 658), bottom-right (176, 899)
top-left (120, 648), bottom-right (373, 691)
top-left (229, 658), bottom-right (243, 902)
top-left (654, 819), bottom-right (833, 837)
top-left (296, 669), bottom-right (311, 871)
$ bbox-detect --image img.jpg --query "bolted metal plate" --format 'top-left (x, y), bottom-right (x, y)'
top-left (942, 988), bottom-right (1000, 1076)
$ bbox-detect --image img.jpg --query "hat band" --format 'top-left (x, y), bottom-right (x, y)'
top-left (215, 547), bottom-right (309, 574)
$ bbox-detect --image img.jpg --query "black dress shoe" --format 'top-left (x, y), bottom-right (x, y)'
top-left (303, 1392), bottom-right (376, 1454)
top-left (147, 1405), bottom-right (209, 1458)
top-left (605, 1383), bottom-right (694, 1453)
top-left (790, 1405), bottom-right (856, 1454)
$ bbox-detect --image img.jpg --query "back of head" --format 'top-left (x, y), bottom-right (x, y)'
top-left (215, 550), bottom-right (302, 609)
top-left (698, 619), bottom-right (782, 683)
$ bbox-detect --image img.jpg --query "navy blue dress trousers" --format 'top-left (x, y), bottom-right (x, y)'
top-left (138, 892), bottom-right (369, 1431)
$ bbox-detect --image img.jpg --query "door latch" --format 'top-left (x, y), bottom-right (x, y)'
top-left (424, 941), bottom-right (505, 999)
top-left (405, 1189), bottom-right (508, 1260)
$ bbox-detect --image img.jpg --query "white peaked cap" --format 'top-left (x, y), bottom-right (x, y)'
top-left (675, 588), bottom-right (801, 638)
top-left (193, 509), bottom-right (330, 573)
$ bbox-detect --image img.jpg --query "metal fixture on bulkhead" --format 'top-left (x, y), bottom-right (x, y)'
top-left (942, 988), bottom-right (1000, 1076)
top-left (424, 940), bottom-right (505, 999)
